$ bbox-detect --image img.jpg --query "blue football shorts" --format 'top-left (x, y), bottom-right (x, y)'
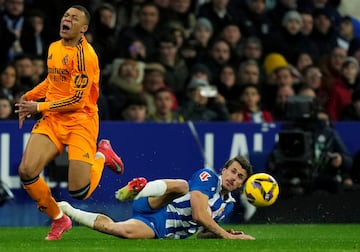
top-left (132, 197), bottom-right (167, 238)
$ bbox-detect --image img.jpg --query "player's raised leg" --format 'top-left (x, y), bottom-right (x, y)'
top-left (115, 177), bottom-right (148, 201)
top-left (147, 179), bottom-right (189, 209)
top-left (97, 139), bottom-right (124, 174)
top-left (67, 139), bottom-right (125, 201)
top-left (115, 178), bottom-right (188, 209)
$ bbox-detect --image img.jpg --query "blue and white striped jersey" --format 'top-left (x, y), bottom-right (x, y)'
top-left (164, 168), bottom-right (236, 239)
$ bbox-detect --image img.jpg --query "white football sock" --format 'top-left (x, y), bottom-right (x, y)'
top-left (71, 208), bottom-right (99, 228)
top-left (134, 180), bottom-right (167, 200)
top-left (59, 202), bottom-right (98, 228)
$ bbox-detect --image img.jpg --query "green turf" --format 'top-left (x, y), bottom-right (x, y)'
top-left (0, 224), bottom-right (359, 252)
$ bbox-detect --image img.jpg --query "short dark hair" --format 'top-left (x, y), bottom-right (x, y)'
top-left (159, 33), bottom-right (177, 46)
top-left (138, 2), bottom-right (159, 15)
top-left (0, 94), bottom-right (10, 101)
top-left (241, 83), bottom-right (260, 95)
top-left (13, 53), bottom-right (33, 62)
top-left (223, 156), bottom-right (253, 178)
top-left (154, 87), bottom-right (174, 98)
top-left (122, 94), bottom-right (147, 110)
top-left (71, 5), bottom-right (91, 25)
top-left (301, 64), bottom-right (319, 76)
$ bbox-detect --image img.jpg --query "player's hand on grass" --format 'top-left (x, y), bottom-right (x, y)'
top-left (226, 229), bottom-right (255, 240)
top-left (226, 229), bottom-right (244, 235)
top-left (197, 229), bottom-right (255, 240)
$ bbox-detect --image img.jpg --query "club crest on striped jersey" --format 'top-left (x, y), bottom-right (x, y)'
top-left (199, 171), bottom-right (211, 181)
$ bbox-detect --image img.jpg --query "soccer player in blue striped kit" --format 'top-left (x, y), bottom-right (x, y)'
top-left (58, 156), bottom-right (255, 240)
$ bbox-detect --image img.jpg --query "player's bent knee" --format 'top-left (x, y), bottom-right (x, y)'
top-left (18, 164), bottom-right (36, 180)
top-left (18, 162), bottom-right (31, 178)
top-left (18, 158), bottom-right (46, 179)
top-left (165, 179), bottom-right (189, 196)
top-left (175, 179), bottom-right (189, 195)
top-left (18, 165), bottom-right (27, 179)
top-left (69, 184), bottom-right (90, 200)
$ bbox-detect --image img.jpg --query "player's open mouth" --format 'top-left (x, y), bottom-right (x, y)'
top-left (61, 24), bottom-right (70, 31)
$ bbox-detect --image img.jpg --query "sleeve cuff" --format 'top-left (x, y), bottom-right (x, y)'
top-left (38, 102), bottom-right (50, 112)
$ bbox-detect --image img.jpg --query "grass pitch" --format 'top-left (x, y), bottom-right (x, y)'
top-left (0, 224), bottom-right (359, 252)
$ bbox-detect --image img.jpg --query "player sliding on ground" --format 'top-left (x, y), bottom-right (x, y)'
top-left (59, 156), bottom-right (255, 240)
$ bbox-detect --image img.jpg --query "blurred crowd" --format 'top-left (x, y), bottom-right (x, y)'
top-left (1, 0), bottom-right (360, 124)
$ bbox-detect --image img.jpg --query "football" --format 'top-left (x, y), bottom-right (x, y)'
top-left (243, 173), bottom-right (279, 207)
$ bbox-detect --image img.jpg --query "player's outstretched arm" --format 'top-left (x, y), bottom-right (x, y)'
top-left (190, 191), bottom-right (255, 240)
top-left (197, 229), bottom-right (253, 239)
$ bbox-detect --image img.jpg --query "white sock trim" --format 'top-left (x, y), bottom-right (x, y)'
top-left (54, 211), bottom-right (63, 220)
top-left (95, 152), bottom-right (105, 160)
top-left (134, 180), bottom-right (167, 200)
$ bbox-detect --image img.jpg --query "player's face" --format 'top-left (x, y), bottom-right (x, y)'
top-left (60, 8), bottom-right (88, 41)
top-left (221, 162), bottom-right (248, 192)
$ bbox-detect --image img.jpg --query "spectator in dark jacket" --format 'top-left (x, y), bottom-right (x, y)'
top-left (238, 0), bottom-right (273, 40)
top-left (181, 17), bottom-right (214, 67)
top-left (215, 64), bottom-right (242, 103)
top-left (265, 10), bottom-right (319, 65)
top-left (197, 0), bottom-right (238, 36)
top-left (310, 8), bottom-right (339, 57)
top-left (116, 2), bottom-right (161, 60)
top-left (268, 0), bottom-right (298, 30)
top-left (155, 32), bottom-right (189, 102)
top-left (90, 3), bottom-right (119, 69)
top-left (197, 38), bottom-right (236, 79)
